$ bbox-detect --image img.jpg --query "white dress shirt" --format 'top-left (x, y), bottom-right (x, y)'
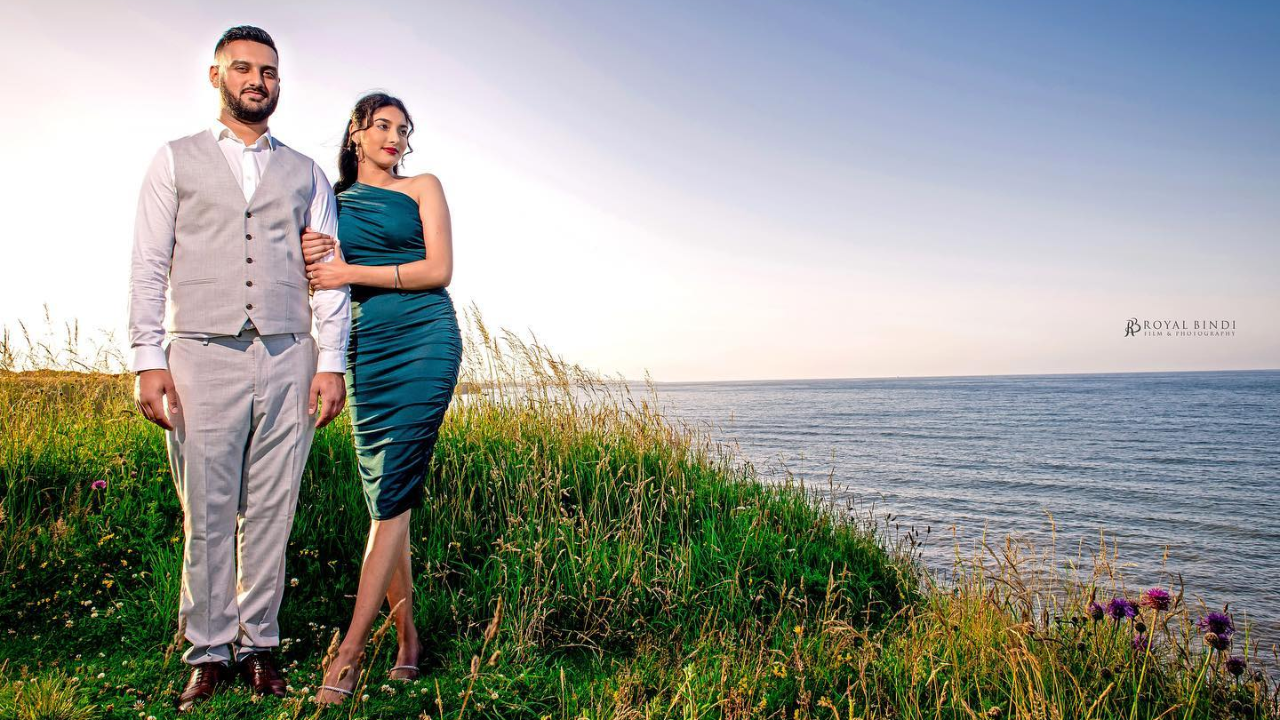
top-left (129, 121), bottom-right (351, 374)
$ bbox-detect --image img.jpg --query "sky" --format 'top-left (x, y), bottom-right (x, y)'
top-left (1, 0), bottom-right (1277, 381)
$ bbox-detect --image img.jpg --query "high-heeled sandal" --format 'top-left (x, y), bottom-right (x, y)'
top-left (389, 664), bottom-right (421, 681)
top-left (316, 655), bottom-right (361, 704)
top-left (317, 684), bottom-right (354, 702)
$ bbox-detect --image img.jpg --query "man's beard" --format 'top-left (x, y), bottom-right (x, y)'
top-left (220, 81), bottom-right (278, 123)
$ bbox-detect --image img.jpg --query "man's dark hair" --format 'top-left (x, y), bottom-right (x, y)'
top-left (214, 26), bottom-right (277, 58)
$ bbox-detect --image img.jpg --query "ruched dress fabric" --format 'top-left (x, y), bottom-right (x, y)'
top-left (337, 181), bottom-right (463, 520)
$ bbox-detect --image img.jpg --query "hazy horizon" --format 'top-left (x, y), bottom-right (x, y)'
top-left (3, 1), bottom-right (1276, 382)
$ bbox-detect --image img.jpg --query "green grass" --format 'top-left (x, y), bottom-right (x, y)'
top-left (1, 306), bottom-right (1276, 719)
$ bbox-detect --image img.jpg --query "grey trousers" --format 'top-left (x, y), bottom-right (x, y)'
top-left (164, 329), bottom-right (317, 665)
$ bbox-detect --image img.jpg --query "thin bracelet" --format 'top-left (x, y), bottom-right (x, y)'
top-left (393, 264), bottom-right (402, 289)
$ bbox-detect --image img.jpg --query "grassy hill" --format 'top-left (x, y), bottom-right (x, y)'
top-left (1, 309), bottom-right (1274, 719)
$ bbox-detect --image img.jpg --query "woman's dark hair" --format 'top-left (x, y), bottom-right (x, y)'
top-left (334, 92), bottom-right (415, 195)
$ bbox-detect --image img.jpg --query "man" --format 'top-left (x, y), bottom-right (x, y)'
top-left (128, 25), bottom-right (350, 712)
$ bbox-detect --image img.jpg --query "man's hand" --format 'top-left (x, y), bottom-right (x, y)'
top-left (309, 371), bottom-right (346, 428)
top-left (134, 369), bottom-right (181, 430)
top-left (301, 226), bottom-right (337, 264)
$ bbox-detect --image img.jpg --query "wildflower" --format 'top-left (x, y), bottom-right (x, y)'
top-left (1141, 588), bottom-right (1171, 611)
top-left (1086, 601), bottom-right (1104, 621)
top-left (1105, 598), bottom-right (1136, 622)
top-left (1132, 634), bottom-right (1150, 652)
top-left (1225, 656), bottom-right (1246, 677)
top-left (1204, 632), bottom-right (1230, 651)
top-left (1196, 612), bottom-right (1234, 639)
top-left (794, 625), bottom-right (804, 636)
top-left (92, 479), bottom-right (108, 490)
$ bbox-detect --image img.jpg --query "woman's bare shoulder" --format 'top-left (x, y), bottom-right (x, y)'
top-left (407, 172), bottom-right (443, 190)
top-left (404, 173), bottom-right (445, 205)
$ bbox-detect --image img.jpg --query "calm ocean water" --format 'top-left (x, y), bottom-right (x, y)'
top-left (639, 370), bottom-right (1280, 646)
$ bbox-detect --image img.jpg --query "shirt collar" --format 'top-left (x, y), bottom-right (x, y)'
top-left (210, 119), bottom-right (275, 150)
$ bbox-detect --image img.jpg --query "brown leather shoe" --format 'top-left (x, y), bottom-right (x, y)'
top-left (175, 662), bottom-right (231, 713)
top-left (239, 652), bottom-right (287, 697)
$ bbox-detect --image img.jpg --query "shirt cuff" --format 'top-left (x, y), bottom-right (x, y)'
top-left (317, 350), bottom-right (347, 374)
top-left (130, 345), bottom-right (169, 373)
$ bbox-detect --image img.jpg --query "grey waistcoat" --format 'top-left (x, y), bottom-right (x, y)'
top-left (166, 130), bottom-right (313, 336)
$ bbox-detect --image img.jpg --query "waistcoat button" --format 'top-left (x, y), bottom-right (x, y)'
top-left (246, 303), bottom-right (254, 310)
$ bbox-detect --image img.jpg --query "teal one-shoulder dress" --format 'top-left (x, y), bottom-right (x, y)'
top-left (337, 181), bottom-right (463, 520)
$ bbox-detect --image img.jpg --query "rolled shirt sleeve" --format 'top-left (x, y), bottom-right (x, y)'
top-left (127, 144), bottom-right (177, 373)
top-left (306, 162), bottom-right (352, 374)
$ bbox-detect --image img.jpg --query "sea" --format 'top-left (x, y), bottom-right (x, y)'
top-left (639, 370), bottom-right (1280, 648)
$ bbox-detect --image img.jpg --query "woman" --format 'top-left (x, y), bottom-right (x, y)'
top-left (302, 92), bottom-right (463, 704)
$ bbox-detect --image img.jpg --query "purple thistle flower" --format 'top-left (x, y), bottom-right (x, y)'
top-left (91, 479), bottom-right (107, 490)
top-left (1225, 656), bottom-right (1246, 677)
top-left (1204, 632), bottom-right (1230, 651)
top-left (1086, 601), bottom-right (1104, 622)
top-left (1196, 612), bottom-right (1235, 639)
top-left (1132, 633), bottom-right (1150, 652)
top-left (1106, 598), bottom-right (1137, 622)
top-left (1141, 588), bottom-right (1171, 612)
